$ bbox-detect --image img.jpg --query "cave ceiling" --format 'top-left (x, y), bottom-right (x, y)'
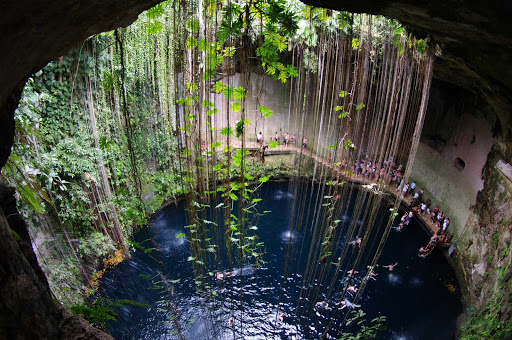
top-left (0, 0), bottom-right (511, 169)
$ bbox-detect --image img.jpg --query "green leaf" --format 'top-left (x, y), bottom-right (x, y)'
top-left (235, 119), bottom-right (251, 137)
top-left (356, 103), bottom-right (366, 110)
top-left (10, 229), bottom-right (20, 241)
top-left (259, 176), bottom-right (269, 183)
top-left (207, 108), bottom-right (218, 116)
top-left (176, 232), bottom-right (186, 239)
top-left (230, 101), bottom-right (241, 113)
top-left (339, 90), bottom-right (348, 98)
top-left (352, 38), bottom-right (360, 50)
top-left (214, 81), bottom-right (225, 93)
top-left (220, 126), bottom-right (233, 136)
top-left (257, 105), bottom-right (273, 118)
top-left (202, 100), bottom-right (214, 107)
top-left (233, 86), bottom-right (246, 99)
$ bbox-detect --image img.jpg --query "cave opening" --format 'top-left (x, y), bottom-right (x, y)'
top-left (1, 0), bottom-right (511, 339)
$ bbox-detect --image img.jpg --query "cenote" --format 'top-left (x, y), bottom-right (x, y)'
top-left (96, 181), bottom-right (462, 339)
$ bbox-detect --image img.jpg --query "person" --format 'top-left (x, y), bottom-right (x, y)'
top-left (337, 299), bottom-right (361, 310)
top-left (283, 132), bottom-right (289, 146)
top-left (418, 202), bottom-right (427, 215)
top-left (367, 267), bottom-right (378, 281)
top-left (437, 211), bottom-right (445, 224)
top-left (215, 269), bottom-right (236, 280)
top-left (419, 231), bottom-right (439, 257)
top-left (302, 136), bottom-right (308, 150)
top-left (274, 131), bottom-right (280, 144)
top-left (430, 205), bottom-right (439, 222)
top-left (201, 140), bottom-right (206, 155)
top-left (401, 182), bottom-right (410, 198)
top-left (347, 285), bottom-right (358, 293)
top-left (442, 218), bottom-right (450, 231)
top-left (228, 316), bottom-right (235, 327)
top-left (291, 134), bottom-right (297, 145)
top-left (425, 198), bottom-right (431, 213)
top-left (349, 236), bottom-right (362, 247)
top-left (276, 312), bottom-right (284, 322)
top-left (257, 131), bottom-right (263, 145)
top-left (397, 211), bottom-right (413, 231)
top-left (410, 191), bottom-right (421, 207)
top-left (409, 181), bottom-right (416, 195)
top-left (383, 262), bottom-right (398, 271)
top-left (315, 301), bottom-right (329, 309)
top-left (347, 269), bottom-right (358, 275)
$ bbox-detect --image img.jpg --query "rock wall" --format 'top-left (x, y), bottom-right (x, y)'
top-left (0, 185), bottom-right (113, 339)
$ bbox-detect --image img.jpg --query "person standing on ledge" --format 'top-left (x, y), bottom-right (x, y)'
top-left (302, 136), bottom-right (308, 150)
top-left (257, 131), bottom-right (263, 145)
top-left (274, 131), bottom-right (280, 144)
top-left (283, 132), bottom-right (289, 146)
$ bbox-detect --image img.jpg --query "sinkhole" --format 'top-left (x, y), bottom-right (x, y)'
top-left (95, 181), bottom-right (462, 339)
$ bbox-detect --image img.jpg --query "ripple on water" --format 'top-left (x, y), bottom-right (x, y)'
top-left (281, 230), bottom-right (299, 243)
top-left (273, 190), bottom-right (295, 200)
top-left (387, 273), bottom-right (402, 285)
top-left (410, 277), bottom-right (423, 287)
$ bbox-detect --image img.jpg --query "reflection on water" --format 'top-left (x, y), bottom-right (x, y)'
top-left (96, 182), bottom-right (461, 339)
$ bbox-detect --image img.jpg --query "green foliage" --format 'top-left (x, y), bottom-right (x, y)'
top-left (70, 298), bottom-right (149, 326)
top-left (257, 105), bottom-right (273, 118)
top-left (339, 309), bottom-right (387, 339)
top-left (78, 232), bottom-right (115, 262)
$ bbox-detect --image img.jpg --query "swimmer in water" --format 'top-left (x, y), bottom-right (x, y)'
top-left (383, 262), bottom-right (398, 271)
top-left (228, 316), bottom-right (235, 327)
top-left (215, 269), bottom-right (237, 280)
top-left (276, 312), bottom-right (284, 322)
top-left (367, 268), bottom-right (378, 281)
top-left (315, 301), bottom-right (329, 309)
top-left (347, 269), bottom-right (358, 275)
top-left (347, 285), bottom-right (358, 293)
top-left (349, 236), bottom-right (362, 247)
top-left (337, 299), bottom-right (361, 310)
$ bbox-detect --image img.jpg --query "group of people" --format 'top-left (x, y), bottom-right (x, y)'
top-left (346, 159), bottom-right (453, 257)
top-left (395, 179), bottom-right (452, 257)
top-left (256, 131), bottom-right (308, 150)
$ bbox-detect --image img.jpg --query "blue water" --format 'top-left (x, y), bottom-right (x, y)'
top-left (96, 181), bottom-right (461, 339)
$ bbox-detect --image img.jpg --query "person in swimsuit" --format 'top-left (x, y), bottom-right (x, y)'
top-left (398, 211), bottom-right (413, 231)
top-left (283, 133), bottom-right (289, 146)
top-left (383, 262), bottom-right (398, 271)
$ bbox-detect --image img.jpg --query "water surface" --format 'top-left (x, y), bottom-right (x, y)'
top-left (96, 181), bottom-right (461, 339)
